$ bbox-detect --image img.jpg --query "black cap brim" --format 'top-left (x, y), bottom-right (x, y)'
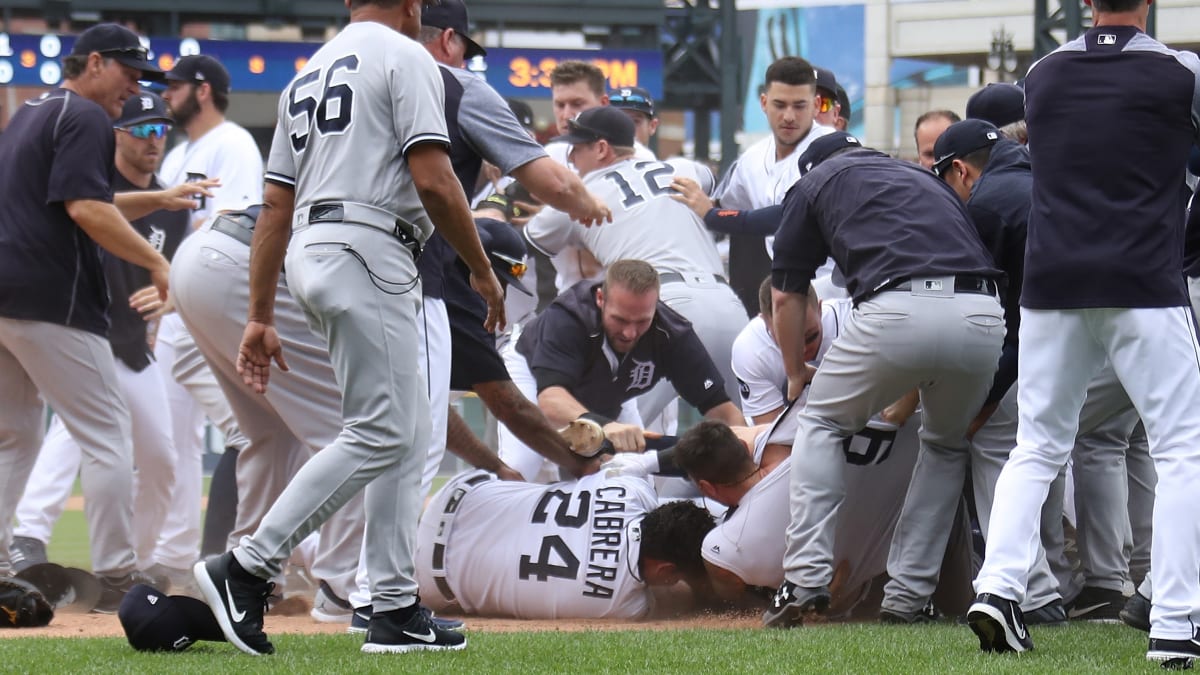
top-left (498, 270), bottom-right (533, 296)
top-left (462, 36), bottom-right (487, 59)
top-left (113, 55), bottom-right (165, 82)
top-left (551, 129), bottom-right (600, 146)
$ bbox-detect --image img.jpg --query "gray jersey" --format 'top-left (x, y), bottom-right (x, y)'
top-left (442, 65), bottom-right (546, 178)
top-left (265, 21), bottom-right (448, 241)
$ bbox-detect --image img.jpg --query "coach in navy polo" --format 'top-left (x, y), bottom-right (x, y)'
top-left (515, 259), bottom-right (743, 455)
top-left (0, 24), bottom-right (166, 594)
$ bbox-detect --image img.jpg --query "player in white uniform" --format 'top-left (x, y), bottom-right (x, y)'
top-left (417, 469), bottom-right (714, 619)
top-left (731, 278), bottom-right (844, 424)
top-left (711, 56), bottom-right (838, 308)
top-left (525, 107), bottom-right (748, 417)
top-left (673, 410), bottom-right (921, 619)
top-left (156, 55), bottom-right (262, 578)
top-left (193, 0), bottom-right (505, 656)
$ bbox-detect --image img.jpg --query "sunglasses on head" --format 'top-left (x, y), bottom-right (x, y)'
top-left (613, 93), bottom-right (649, 104)
top-left (118, 122), bottom-right (171, 139)
top-left (100, 46), bottom-right (150, 59)
top-left (492, 251), bottom-right (528, 279)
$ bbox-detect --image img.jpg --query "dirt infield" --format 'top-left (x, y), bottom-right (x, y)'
top-left (0, 609), bottom-right (762, 640)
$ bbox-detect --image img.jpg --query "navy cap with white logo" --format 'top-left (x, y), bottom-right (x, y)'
top-left (932, 119), bottom-right (1002, 177)
top-left (114, 89), bottom-right (172, 127)
top-left (118, 584), bottom-right (225, 652)
top-left (795, 131), bottom-right (863, 176)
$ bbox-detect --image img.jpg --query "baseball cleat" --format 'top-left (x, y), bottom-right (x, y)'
top-left (559, 418), bottom-right (611, 458)
top-left (1148, 630), bottom-right (1200, 666)
top-left (9, 536), bottom-right (48, 574)
top-left (193, 552), bottom-right (275, 655)
top-left (350, 604), bottom-right (464, 635)
top-left (762, 581), bottom-right (830, 629)
top-left (879, 602), bottom-right (942, 625)
top-left (1066, 585), bottom-right (1126, 623)
top-left (967, 593), bottom-right (1033, 653)
top-left (361, 606), bottom-right (466, 653)
top-left (1023, 599), bottom-right (1067, 627)
top-left (1121, 591), bottom-right (1152, 633)
top-left (311, 580), bottom-right (354, 624)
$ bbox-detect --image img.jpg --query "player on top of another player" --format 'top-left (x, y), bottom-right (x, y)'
top-left (416, 468), bottom-right (715, 620)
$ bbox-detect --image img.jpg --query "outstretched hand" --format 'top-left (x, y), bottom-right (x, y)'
top-left (237, 320), bottom-right (289, 394)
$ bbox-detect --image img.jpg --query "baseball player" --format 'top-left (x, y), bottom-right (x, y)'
top-left (711, 56), bottom-right (835, 314)
top-left (969, 2), bottom-right (1200, 661)
top-left (672, 410), bottom-right (923, 618)
top-left (10, 92), bottom-right (188, 602)
top-left (416, 469), bottom-right (714, 619)
top-left (0, 24), bottom-right (167, 602)
top-left (913, 109), bottom-right (960, 170)
top-left (524, 106), bottom-right (747, 419)
top-left (156, 54), bottom-right (261, 577)
top-left (192, 0), bottom-right (504, 657)
top-left (503, 260), bottom-right (745, 481)
top-left (764, 132), bottom-right (1005, 629)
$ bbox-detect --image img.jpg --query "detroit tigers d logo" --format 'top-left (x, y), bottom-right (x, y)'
top-left (626, 359), bottom-right (655, 392)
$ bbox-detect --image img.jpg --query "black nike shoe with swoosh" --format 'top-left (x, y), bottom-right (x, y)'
top-left (968, 593), bottom-right (1034, 653)
top-left (1147, 627), bottom-right (1200, 665)
top-left (362, 604), bottom-right (467, 654)
top-left (193, 552), bottom-right (276, 655)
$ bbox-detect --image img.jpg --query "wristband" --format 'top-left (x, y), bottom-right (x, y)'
top-left (578, 412), bottom-right (614, 427)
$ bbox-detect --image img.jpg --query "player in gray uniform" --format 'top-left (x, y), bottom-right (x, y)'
top-left (193, 0), bottom-right (505, 657)
top-left (416, 469), bottom-right (714, 619)
top-left (764, 132), bottom-right (1005, 629)
top-left (525, 107), bottom-right (748, 418)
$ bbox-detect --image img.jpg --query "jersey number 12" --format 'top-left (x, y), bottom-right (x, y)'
top-left (287, 54), bottom-right (359, 152)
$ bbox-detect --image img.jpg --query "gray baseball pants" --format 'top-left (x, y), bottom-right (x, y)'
top-left (0, 317), bottom-right (137, 576)
top-left (171, 224), bottom-right (365, 599)
top-left (782, 284), bottom-right (1004, 590)
top-left (231, 222), bottom-right (430, 612)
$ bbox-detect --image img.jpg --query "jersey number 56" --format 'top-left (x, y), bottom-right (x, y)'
top-left (287, 54), bottom-right (359, 153)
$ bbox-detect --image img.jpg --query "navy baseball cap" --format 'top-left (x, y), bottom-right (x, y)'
top-left (118, 584), bottom-right (225, 652)
top-left (814, 67), bottom-right (840, 98)
top-left (965, 83), bottom-right (1025, 128)
top-left (507, 98), bottom-right (535, 130)
top-left (609, 87), bottom-right (655, 118)
top-left (476, 218), bottom-right (532, 296)
top-left (835, 84), bottom-right (851, 119)
top-left (796, 131), bottom-right (863, 176)
top-left (70, 24), bottom-right (163, 80)
top-left (421, 0), bottom-right (487, 59)
top-left (166, 55), bottom-right (232, 95)
top-left (931, 119), bottom-right (1001, 177)
top-left (115, 90), bottom-right (172, 126)
top-left (554, 107), bottom-right (636, 147)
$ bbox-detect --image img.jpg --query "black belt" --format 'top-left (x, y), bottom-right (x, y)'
top-left (210, 212), bottom-right (256, 246)
top-left (888, 275), bottom-right (998, 296)
top-left (306, 202), bottom-right (422, 261)
top-left (430, 472), bottom-right (492, 603)
top-left (659, 272), bottom-right (728, 286)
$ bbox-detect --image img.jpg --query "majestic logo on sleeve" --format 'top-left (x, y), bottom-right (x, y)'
top-left (626, 359), bottom-right (655, 392)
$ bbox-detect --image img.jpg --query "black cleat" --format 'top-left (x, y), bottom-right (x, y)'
top-left (361, 605), bottom-right (466, 654)
top-left (1121, 591), bottom-right (1152, 633)
top-left (762, 581), bottom-right (831, 629)
top-left (93, 570), bottom-right (155, 614)
top-left (1024, 599), bottom-right (1068, 627)
top-left (349, 605), bottom-right (464, 635)
top-left (880, 602), bottom-right (942, 625)
top-left (1148, 629), bottom-right (1200, 667)
top-left (968, 593), bottom-right (1033, 653)
top-left (1067, 585), bottom-right (1127, 623)
top-left (193, 552), bottom-right (275, 655)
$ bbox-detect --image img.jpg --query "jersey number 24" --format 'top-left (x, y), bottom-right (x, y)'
top-left (287, 54), bottom-right (359, 152)
top-left (518, 488), bottom-right (590, 582)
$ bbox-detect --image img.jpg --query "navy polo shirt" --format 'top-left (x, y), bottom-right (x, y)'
top-left (444, 256), bottom-right (511, 390)
top-left (0, 89), bottom-right (117, 336)
top-left (1022, 25), bottom-right (1200, 309)
top-left (515, 280), bottom-right (730, 421)
top-left (106, 172), bottom-right (189, 371)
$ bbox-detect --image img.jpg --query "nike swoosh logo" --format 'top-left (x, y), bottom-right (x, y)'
top-left (1010, 604), bottom-right (1028, 640)
top-left (403, 629), bottom-right (437, 643)
top-left (1067, 602), bottom-right (1109, 619)
top-left (225, 580), bottom-right (247, 623)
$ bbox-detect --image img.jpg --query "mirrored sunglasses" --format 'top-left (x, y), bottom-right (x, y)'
top-left (119, 123), bottom-right (171, 139)
top-left (492, 252), bottom-right (528, 279)
top-left (816, 96), bottom-right (835, 114)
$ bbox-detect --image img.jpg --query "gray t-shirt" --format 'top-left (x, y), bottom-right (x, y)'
top-left (265, 21), bottom-right (448, 241)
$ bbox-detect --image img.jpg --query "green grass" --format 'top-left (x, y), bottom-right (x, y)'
top-left (0, 624), bottom-right (1160, 673)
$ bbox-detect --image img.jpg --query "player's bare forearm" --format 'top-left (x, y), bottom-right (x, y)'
top-left (512, 158), bottom-right (610, 225)
top-left (114, 179), bottom-right (218, 220)
top-left (537, 385), bottom-right (591, 429)
top-left (772, 287), bottom-right (810, 401)
top-left (476, 380), bottom-right (594, 477)
top-left (445, 405), bottom-right (519, 478)
top-left (246, 182), bottom-right (294, 324)
top-left (67, 198), bottom-right (170, 283)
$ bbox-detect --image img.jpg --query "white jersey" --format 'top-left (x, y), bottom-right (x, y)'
top-left (417, 470), bottom-right (660, 619)
top-left (265, 21), bottom-right (448, 241)
top-left (712, 123), bottom-right (835, 256)
top-left (159, 120), bottom-right (263, 225)
top-left (731, 299), bottom-right (851, 418)
top-left (525, 157), bottom-right (724, 276)
top-left (702, 410), bottom-right (920, 613)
